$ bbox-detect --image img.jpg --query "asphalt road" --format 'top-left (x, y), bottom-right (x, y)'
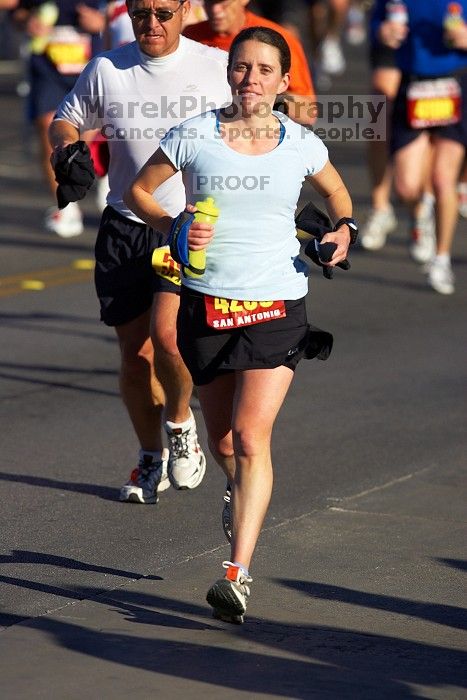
top-left (0, 41), bottom-right (466, 699)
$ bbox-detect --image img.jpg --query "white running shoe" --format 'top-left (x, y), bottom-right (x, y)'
top-left (320, 37), bottom-right (346, 76)
top-left (119, 449), bottom-right (170, 504)
top-left (427, 258), bottom-right (455, 295)
top-left (410, 210), bottom-right (436, 264)
top-left (346, 6), bottom-right (367, 45)
top-left (360, 207), bottom-right (397, 250)
top-left (206, 561), bottom-right (252, 624)
top-left (457, 182), bottom-right (467, 219)
top-left (222, 484), bottom-right (232, 543)
top-left (165, 410), bottom-right (206, 489)
top-left (44, 201), bottom-right (83, 238)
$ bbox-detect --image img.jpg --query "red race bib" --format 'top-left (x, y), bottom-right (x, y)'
top-left (151, 246), bottom-right (181, 286)
top-left (406, 77), bottom-right (461, 128)
top-left (205, 296), bottom-right (286, 330)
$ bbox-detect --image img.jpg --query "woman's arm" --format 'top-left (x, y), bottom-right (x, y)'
top-left (306, 160), bottom-right (353, 266)
top-left (124, 148), bottom-right (179, 236)
top-left (124, 148), bottom-right (215, 250)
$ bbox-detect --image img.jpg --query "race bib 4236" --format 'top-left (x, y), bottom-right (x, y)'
top-left (205, 296), bottom-right (286, 329)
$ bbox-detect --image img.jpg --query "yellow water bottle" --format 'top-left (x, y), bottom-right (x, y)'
top-left (185, 196), bottom-right (219, 278)
top-left (30, 1), bottom-right (59, 54)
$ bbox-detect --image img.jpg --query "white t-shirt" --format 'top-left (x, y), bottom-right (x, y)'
top-left (54, 37), bottom-right (231, 221)
top-left (160, 110), bottom-right (328, 300)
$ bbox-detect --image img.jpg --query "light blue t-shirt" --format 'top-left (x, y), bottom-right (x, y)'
top-left (160, 110), bottom-right (328, 300)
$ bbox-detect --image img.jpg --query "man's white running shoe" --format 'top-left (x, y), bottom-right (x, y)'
top-left (44, 201), bottom-right (83, 238)
top-left (457, 182), bottom-right (467, 218)
top-left (206, 561), bottom-right (252, 624)
top-left (165, 410), bottom-right (206, 489)
top-left (360, 207), bottom-right (397, 250)
top-left (320, 37), bottom-right (346, 76)
top-left (427, 258), bottom-right (455, 295)
top-left (222, 484), bottom-right (232, 543)
top-left (346, 6), bottom-right (366, 45)
top-left (119, 449), bottom-right (170, 504)
top-left (410, 211), bottom-right (436, 264)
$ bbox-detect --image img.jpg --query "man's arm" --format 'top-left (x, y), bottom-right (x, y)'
top-left (370, 0), bottom-right (408, 50)
top-left (280, 30), bottom-right (317, 127)
top-left (276, 93), bottom-right (316, 127)
top-left (49, 119), bottom-right (80, 165)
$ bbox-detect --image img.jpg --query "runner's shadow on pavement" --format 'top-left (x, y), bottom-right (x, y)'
top-left (21, 585), bottom-right (467, 698)
top-left (435, 558), bottom-right (467, 573)
top-left (2, 577), bottom-right (465, 695)
top-left (274, 578), bottom-right (467, 631)
top-left (0, 550), bottom-right (160, 581)
top-left (0, 471), bottom-right (117, 501)
top-left (0, 579), bottom-right (212, 634)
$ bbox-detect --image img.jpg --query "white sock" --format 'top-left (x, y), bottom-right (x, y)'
top-left (233, 561), bottom-right (250, 578)
top-left (434, 253), bottom-right (450, 266)
top-left (422, 191), bottom-right (435, 209)
top-left (165, 408), bottom-right (194, 431)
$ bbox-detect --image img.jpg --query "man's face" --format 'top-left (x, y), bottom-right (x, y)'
top-left (127, 0), bottom-right (190, 57)
top-left (204, 0), bottom-right (247, 35)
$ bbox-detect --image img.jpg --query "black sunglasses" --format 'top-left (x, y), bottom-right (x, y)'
top-left (130, 1), bottom-right (185, 23)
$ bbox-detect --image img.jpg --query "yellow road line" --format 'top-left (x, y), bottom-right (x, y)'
top-left (0, 259), bottom-right (95, 299)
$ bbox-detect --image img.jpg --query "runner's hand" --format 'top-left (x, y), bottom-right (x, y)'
top-left (445, 23), bottom-right (467, 50)
top-left (305, 238), bottom-right (351, 279)
top-left (320, 225), bottom-right (351, 266)
top-left (50, 142), bottom-right (78, 168)
top-left (185, 204), bottom-right (215, 251)
top-left (378, 20), bottom-right (408, 49)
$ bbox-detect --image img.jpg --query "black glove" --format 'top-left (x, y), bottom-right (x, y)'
top-left (304, 324), bottom-right (334, 361)
top-left (53, 141), bottom-right (96, 209)
top-left (305, 239), bottom-right (351, 279)
top-left (295, 201), bottom-right (351, 279)
top-left (295, 200), bottom-right (333, 239)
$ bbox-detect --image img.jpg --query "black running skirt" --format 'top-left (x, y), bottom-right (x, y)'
top-left (177, 288), bottom-right (331, 386)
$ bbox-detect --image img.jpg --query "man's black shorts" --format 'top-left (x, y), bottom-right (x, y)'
top-left (95, 206), bottom-right (179, 327)
top-left (28, 54), bottom-right (78, 120)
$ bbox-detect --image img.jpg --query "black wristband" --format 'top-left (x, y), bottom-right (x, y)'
top-left (333, 217), bottom-right (358, 245)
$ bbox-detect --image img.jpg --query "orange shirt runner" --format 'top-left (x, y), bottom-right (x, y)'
top-left (184, 10), bottom-right (315, 102)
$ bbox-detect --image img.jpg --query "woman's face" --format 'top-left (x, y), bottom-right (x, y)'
top-left (228, 39), bottom-right (290, 115)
